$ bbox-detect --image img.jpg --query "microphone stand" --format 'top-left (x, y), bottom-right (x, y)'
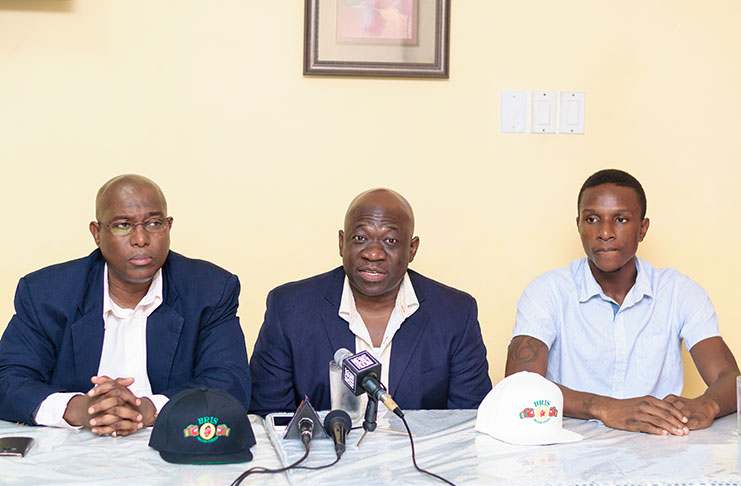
top-left (356, 395), bottom-right (378, 447)
top-left (363, 396), bottom-right (378, 432)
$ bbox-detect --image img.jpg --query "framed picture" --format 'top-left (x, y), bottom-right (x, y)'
top-left (303, 0), bottom-right (451, 78)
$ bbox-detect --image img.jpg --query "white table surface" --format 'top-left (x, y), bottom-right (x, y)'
top-left (0, 415), bottom-right (285, 486)
top-left (1, 410), bottom-right (740, 486)
top-left (266, 409), bottom-right (741, 486)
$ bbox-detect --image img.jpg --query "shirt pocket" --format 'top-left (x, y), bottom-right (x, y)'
top-left (631, 321), bottom-right (675, 373)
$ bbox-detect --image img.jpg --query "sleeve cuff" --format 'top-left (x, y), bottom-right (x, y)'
top-left (34, 392), bottom-right (83, 428)
top-left (145, 394), bottom-right (169, 416)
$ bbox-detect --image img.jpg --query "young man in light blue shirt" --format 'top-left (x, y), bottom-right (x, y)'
top-left (506, 169), bottom-right (739, 436)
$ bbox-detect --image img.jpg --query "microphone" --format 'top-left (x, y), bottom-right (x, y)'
top-left (323, 410), bottom-right (351, 458)
top-left (333, 348), bottom-right (354, 367)
top-left (334, 348), bottom-right (404, 418)
top-left (298, 417), bottom-right (314, 445)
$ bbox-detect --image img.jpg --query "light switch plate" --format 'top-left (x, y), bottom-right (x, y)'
top-left (559, 92), bottom-right (585, 134)
top-left (500, 90), bottom-right (527, 133)
top-left (532, 91), bottom-right (557, 134)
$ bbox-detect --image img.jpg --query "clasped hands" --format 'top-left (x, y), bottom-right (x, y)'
top-left (596, 393), bottom-right (721, 436)
top-left (63, 376), bottom-right (157, 437)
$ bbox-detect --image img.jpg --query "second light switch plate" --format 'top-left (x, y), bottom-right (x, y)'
top-left (532, 91), bottom-right (557, 134)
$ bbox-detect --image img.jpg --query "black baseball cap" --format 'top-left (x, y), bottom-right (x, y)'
top-left (149, 387), bottom-right (255, 464)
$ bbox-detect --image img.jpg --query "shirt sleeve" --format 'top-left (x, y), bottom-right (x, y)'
top-left (677, 275), bottom-right (721, 351)
top-left (512, 275), bottom-right (560, 349)
top-left (145, 394), bottom-right (169, 415)
top-left (34, 392), bottom-right (82, 428)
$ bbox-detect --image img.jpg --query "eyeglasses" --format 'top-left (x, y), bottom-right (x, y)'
top-left (97, 217), bottom-right (172, 237)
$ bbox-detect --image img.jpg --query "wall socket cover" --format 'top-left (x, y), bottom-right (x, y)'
top-left (500, 90), bottom-right (527, 133)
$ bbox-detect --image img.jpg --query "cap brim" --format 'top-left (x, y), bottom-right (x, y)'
top-left (491, 427), bottom-right (584, 446)
top-left (158, 448), bottom-right (253, 465)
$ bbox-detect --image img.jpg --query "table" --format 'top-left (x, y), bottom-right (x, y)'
top-left (267, 410), bottom-right (741, 485)
top-left (1, 410), bottom-right (740, 486)
top-left (0, 415), bottom-right (285, 486)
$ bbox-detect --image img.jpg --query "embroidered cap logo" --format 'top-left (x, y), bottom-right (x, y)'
top-left (519, 399), bottom-right (559, 424)
top-left (183, 416), bottom-right (231, 444)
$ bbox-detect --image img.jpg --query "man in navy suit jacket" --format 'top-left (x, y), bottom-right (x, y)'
top-left (0, 175), bottom-right (250, 436)
top-left (250, 189), bottom-right (491, 415)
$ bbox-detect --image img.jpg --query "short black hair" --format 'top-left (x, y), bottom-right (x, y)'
top-left (577, 169), bottom-right (647, 219)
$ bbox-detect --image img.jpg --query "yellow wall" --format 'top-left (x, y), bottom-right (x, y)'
top-left (1, 1), bottom-right (739, 397)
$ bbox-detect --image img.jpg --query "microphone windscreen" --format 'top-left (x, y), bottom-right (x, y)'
top-left (333, 348), bottom-right (353, 366)
top-left (324, 409), bottom-right (352, 432)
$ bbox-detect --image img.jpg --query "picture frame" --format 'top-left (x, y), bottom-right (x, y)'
top-left (303, 0), bottom-right (451, 78)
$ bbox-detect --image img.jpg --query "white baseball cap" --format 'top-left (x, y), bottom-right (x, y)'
top-left (475, 371), bottom-right (583, 445)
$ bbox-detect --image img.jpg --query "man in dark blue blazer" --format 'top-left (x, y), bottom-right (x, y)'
top-left (250, 189), bottom-right (491, 415)
top-left (0, 175), bottom-right (250, 436)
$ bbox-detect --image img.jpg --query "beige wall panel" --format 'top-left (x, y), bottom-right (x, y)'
top-left (1, 1), bottom-right (739, 397)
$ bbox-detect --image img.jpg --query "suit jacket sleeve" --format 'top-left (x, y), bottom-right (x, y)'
top-left (447, 297), bottom-right (492, 408)
top-left (249, 289), bottom-right (297, 415)
top-left (158, 274), bottom-right (251, 410)
top-left (0, 278), bottom-right (69, 424)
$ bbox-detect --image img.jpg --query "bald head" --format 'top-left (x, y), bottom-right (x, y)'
top-left (344, 188), bottom-right (415, 235)
top-left (95, 174), bottom-right (167, 221)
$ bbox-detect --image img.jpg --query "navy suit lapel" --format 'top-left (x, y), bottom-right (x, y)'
top-left (388, 271), bottom-right (429, 395)
top-left (319, 308), bottom-right (355, 355)
top-left (146, 304), bottom-right (184, 393)
top-left (70, 311), bottom-right (105, 388)
top-left (388, 308), bottom-right (430, 395)
top-left (70, 253), bottom-right (106, 388)
top-left (320, 268), bottom-right (355, 356)
top-left (147, 265), bottom-right (184, 394)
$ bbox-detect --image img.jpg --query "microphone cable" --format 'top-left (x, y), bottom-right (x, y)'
top-left (296, 409), bottom-right (352, 471)
top-left (230, 441), bottom-right (310, 486)
top-left (400, 414), bottom-right (457, 486)
top-left (295, 454), bottom-right (341, 471)
top-left (231, 420), bottom-right (316, 486)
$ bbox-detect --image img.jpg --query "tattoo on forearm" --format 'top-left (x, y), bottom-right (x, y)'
top-left (582, 395), bottom-right (594, 412)
top-left (508, 337), bottom-right (544, 364)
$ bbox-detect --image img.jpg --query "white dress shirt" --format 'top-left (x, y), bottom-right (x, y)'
top-left (512, 257), bottom-right (721, 399)
top-left (34, 265), bottom-right (169, 427)
top-left (338, 272), bottom-right (419, 392)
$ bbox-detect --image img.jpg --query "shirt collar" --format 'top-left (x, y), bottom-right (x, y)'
top-left (626, 257), bottom-right (653, 305)
top-left (103, 263), bottom-right (164, 320)
top-left (338, 272), bottom-right (419, 325)
top-left (577, 257), bottom-right (653, 305)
